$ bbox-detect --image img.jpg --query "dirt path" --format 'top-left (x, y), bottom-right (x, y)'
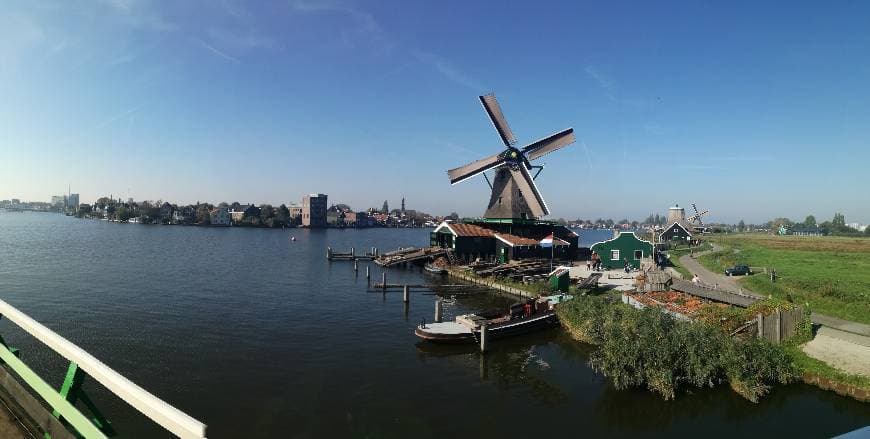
top-left (802, 328), bottom-right (870, 377)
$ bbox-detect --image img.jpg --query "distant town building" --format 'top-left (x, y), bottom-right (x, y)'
top-left (781, 225), bottom-right (824, 236)
top-left (68, 194), bottom-right (80, 211)
top-left (209, 207), bottom-right (231, 226)
top-left (51, 195), bottom-right (64, 207)
top-left (230, 204), bottom-right (260, 222)
top-left (302, 194), bottom-right (327, 228)
top-left (288, 204), bottom-right (302, 219)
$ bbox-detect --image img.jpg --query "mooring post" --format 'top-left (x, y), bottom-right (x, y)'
top-left (365, 265), bottom-right (370, 280)
top-left (480, 323), bottom-right (488, 353)
top-left (351, 247), bottom-right (355, 258)
top-left (327, 246), bottom-right (332, 260)
top-left (403, 285), bottom-right (410, 303)
top-left (382, 271), bottom-right (387, 290)
top-left (434, 298), bottom-right (442, 323)
top-left (353, 260), bottom-right (358, 272)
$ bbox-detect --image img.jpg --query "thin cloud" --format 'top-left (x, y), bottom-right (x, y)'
top-left (412, 50), bottom-right (484, 91)
top-left (96, 105), bottom-right (142, 129)
top-left (290, 1), bottom-right (394, 52)
top-left (584, 66), bottom-right (614, 90)
top-left (708, 156), bottom-right (774, 162)
top-left (207, 28), bottom-right (275, 51)
top-left (581, 141), bottom-right (594, 175)
top-left (585, 65), bottom-right (645, 108)
top-left (196, 38), bottom-right (240, 63)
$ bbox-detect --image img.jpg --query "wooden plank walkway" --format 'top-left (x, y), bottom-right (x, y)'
top-left (671, 279), bottom-right (758, 307)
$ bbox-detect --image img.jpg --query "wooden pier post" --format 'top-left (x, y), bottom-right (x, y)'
top-left (353, 260), bottom-right (358, 272)
top-left (479, 324), bottom-right (489, 353)
top-left (327, 247), bottom-right (332, 260)
top-left (403, 285), bottom-right (410, 303)
top-left (351, 247), bottom-right (355, 258)
top-left (382, 272), bottom-right (387, 290)
top-left (434, 298), bottom-right (442, 323)
top-left (365, 265), bottom-right (370, 280)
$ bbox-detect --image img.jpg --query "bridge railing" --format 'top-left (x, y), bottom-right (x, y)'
top-left (0, 299), bottom-right (207, 439)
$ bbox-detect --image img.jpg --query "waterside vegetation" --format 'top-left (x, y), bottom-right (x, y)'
top-left (556, 294), bottom-right (799, 402)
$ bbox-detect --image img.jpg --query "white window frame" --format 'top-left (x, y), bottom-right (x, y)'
top-left (611, 249), bottom-right (620, 261)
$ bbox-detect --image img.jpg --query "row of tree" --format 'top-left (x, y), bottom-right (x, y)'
top-left (745, 213), bottom-right (869, 236)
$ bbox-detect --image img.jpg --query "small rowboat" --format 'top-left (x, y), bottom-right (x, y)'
top-left (423, 262), bottom-right (446, 274)
top-left (415, 298), bottom-right (560, 344)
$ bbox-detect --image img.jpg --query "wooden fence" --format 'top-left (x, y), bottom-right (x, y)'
top-left (756, 307), bottom-right (804, 344)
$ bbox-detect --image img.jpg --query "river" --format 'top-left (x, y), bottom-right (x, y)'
top-left (0, 212), bottom-right (866, 438)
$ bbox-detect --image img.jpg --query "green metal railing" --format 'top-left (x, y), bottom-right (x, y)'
top-left (0, 299), bottom-right (206, 438)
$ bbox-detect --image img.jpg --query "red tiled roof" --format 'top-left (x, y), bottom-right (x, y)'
top-left (494, 233), bottom-right (539, 246)
top-left (449, 223), bottom-right (496, 237)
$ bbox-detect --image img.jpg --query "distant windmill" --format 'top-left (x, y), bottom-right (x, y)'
top-left (447, 93), bottom-right (576, 219)
top-left (686, 203), bottom-right (710, 232)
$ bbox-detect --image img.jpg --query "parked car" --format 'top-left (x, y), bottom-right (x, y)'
top-left (725, 265), bottom-right (751, 276)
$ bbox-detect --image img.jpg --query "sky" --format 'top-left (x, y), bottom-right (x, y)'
top-left (2, 0), bottom-right (869, 224)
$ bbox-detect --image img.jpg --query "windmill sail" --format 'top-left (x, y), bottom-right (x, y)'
top-left (447, 152), bottom-right (506, 185)
top-left (522, 128), bottom-right (576, 161)
top-left (480, 94), bottom-right (516, 147)
top-left (510, 166), bottom-right (549, 217)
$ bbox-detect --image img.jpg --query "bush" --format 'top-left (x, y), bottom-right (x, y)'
top-left (557, 296), bottom-right (796, 401)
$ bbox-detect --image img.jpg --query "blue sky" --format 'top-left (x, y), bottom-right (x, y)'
top-left (2, 1), bottom-right (868, 223)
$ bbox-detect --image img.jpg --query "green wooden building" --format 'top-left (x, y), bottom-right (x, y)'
top-left (590, 232), bottom-right (654, 269)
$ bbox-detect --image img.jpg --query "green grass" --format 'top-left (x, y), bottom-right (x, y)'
top-left (699, 235), bottom-right (870, 325)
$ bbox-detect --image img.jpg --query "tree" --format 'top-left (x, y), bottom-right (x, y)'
top-left (804, 215), bottom-right (816, 227)
top-left (259, 204), bottom-right (274, 222)
top-left (447, 212), bottom-right (459, 221)
top-left (832, 213), bottom-right (846, 227)
top-left (275, 204), bottom-right (290, 227)
top-left (738, 219), bottom-right (745, 232)
top-left (116, 206), bottom-right (133, 222)
top-left (382, 200), bottom-right (389, 213)
top-left (866, 226), bottom-right (870, 236)
top-left (196, 205), bottom-right (211, 224)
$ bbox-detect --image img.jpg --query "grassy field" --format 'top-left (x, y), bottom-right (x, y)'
top-left (699, 234), bottom-right (870, 325)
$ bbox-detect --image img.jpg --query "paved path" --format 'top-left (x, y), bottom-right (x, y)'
top-left (677, 244), bottom-right (751, 295)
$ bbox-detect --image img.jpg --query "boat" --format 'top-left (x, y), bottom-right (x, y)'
top-left (289, 236), bottom-right (296, 242)
top-left (423, 262), bottom-right (446, 274)
top-left (415, 297), bottom-right (562, 344)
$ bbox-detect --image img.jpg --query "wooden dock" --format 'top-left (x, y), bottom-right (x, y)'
top-left (374, 247), bottom-right (451, 267)
top-left (326, 247), bottom-right (376, 261)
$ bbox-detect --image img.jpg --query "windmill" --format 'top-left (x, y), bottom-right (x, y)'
top-left (686, 203), bottom-right (710, 233)
top-left (446, 94), bottom-right (576, 219)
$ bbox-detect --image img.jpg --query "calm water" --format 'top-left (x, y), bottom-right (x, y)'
top-left (0, 212), bottom-right (867, 438)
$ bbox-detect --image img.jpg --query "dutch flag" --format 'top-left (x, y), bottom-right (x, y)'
top-left (539, 234), bottom-right (554, 248)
